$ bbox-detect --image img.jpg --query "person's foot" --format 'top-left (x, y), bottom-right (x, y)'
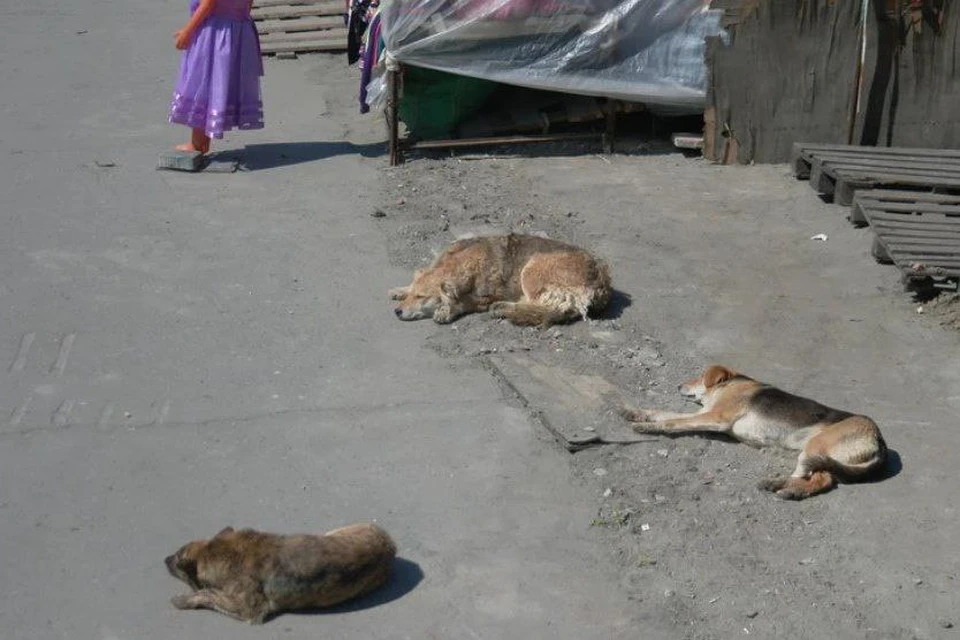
top-left (174, 142), bottom-right (209, 154)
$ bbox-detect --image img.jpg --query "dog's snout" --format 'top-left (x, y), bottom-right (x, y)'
top-left (394, 308), bottom-right (402, 318)
top-left (677, 383), bottom-right (683, 391)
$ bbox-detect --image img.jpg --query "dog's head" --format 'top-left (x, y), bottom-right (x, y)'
top-left (164, 527), bottom-right (234, 590)
top-left (679, 365), bottom-right (738, 402)
top-left (393, 271), bottom-right (449, 321)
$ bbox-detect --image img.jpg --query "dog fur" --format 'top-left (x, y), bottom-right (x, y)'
top-left (620, 365), bottom-right (888, 500)
top-left (165, 523), bottom-right (396, 624)
top-left (390, 234), bottom-right (612, 327)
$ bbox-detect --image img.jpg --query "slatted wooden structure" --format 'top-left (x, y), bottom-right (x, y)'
top-left (855, 190), bottom-right (960, 289)
top-left (251, 0), bottom-right (347, 55)
top-left (791, 143), bottom-right (960, 207)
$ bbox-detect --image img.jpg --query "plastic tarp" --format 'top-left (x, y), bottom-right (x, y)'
top-left (374, 0), bottom-right (725, 114)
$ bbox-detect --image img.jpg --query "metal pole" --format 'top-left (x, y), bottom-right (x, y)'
top-left (386, 56), bottom-right (401, 166)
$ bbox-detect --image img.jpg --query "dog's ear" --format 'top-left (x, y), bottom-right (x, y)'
top-left (703, 365), bottom-right (734, 389)
top-left (214, 526), bottom-right (235, 538)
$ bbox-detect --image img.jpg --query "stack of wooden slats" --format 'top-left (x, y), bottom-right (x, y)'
top-left (252, 0), bottom-right (347, 55)
top-left (792, 142), bottom-right (960, 291)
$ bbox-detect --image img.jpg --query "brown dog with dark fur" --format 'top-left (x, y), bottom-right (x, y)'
top-left (165, 523), bottom-right (396, 624)
top-left (620, 365), bottom-right (888, 500)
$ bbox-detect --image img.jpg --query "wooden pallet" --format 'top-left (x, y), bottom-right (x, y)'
top-left (252, 0), bottom-right (346, 55)
top-left (855, 189), bottom-right (960, 290)
top-left (791, 143), bottom-right (960, 206)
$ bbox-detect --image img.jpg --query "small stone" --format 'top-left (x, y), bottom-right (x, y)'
top-left (657, 449), bottom-right (669, 457)
top-left (799, 557), bottom-right (814, 565)
top-left (370, 209), bottom-right (387, 218)
top-left (664, 589), bottom-right (675, 597)
top-left (913, 578), bottom-right (923, 586)
top-left (745, 611), bottom-right (759, 619)
top-left (593, 468), bottom-right (607, 477)
top-left (640, 523), bottom-right (650, 532)
top-left (654, 494), bottom-right (666, 503)
top-left (940, 620), bottom-right (954, 629)
top-left (584, 426), bottom-right (596, 432)
top-left (917, 306), bottom-right (925, 314)
top-left (602, 488), bottom-right (612, 497)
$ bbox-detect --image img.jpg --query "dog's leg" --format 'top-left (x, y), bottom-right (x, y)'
top-left (759, 470), bottom-right (835, 500)
top-left (758, 452), bottom-right (837, 500)
top-left (171, 586), bottom-right (270, 624)
top-left (626, 410), bottom-right (734, 436)
top-left (388, 286), bottom-right (410, 301)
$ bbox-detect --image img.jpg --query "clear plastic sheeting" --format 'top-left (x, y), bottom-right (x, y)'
top-left (375, 0), bottom-right (724, 114)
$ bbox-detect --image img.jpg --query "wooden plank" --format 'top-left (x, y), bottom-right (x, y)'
top-left (866, 211), bottom-right (960, 226)
top-left (810, 153), bottom-right (960, 172)
top-left (822, 160), bottom-right (960, 180)
top-left (256, 16), bottom-right (343, 34)
top-left (855, 201), bottom-right (960, 215)
top-left (260, 39), bottom-right (345, 53)
top-left (882, 237), bottom-right (960, 249)
top-left (794, 142), bottom-right (960, 160)
top-left (868, 224), bottom-right (960, 238)
top-left (832, 170), bottom-right (960, 202)
top-left (252, 2), bottom-right (342, 20)
top-left (260, 27), bottom-right (346, 44)
top-left (856, 190), bottom-right (960, 205)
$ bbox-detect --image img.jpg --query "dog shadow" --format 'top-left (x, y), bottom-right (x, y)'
top-left (600, 289), bottom-right (632, 320)
top-left (874, 448), bottom-right (902, 482)
top-left (230, 141), bottom-right (386, 171)
top-left (284, 557), bottom-right (424, 620)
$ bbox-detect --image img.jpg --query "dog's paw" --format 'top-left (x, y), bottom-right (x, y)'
top-left (629, 421), bottom-right (663, 434)
top-left (432, 306), bottom-right (454, 324)
top-left (618, 407), bottom-right (651, 422)
top-left (757, 477), bottom-right (788, 493)
top-left (170, 594), bottom-right (194, 610)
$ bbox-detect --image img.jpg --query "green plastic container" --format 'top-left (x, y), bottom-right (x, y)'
top-left (398, 66), bottom-right (499, 140)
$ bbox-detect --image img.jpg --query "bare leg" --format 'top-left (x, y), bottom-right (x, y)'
top-left (176, 128), bottom-right (211, 154)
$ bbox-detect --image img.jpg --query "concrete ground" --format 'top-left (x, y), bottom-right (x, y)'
top-left (0, 2), bottom-right (648, 638)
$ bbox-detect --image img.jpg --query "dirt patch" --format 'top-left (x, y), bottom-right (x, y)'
top-left (374, 147), bottom-right (960, 639)
top-left (922, 293), bottom-right (960, 331)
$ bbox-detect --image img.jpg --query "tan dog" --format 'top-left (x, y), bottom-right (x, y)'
top-left (620, 365), bottom-right (888, 500)
top-left (390, 234), bottom-right (612, 327)
top-left (165, 523), bottom-right (396, 624)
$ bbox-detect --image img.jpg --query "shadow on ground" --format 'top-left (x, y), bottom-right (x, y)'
top-left (601, 290), bottom-right (633, 320)
top-left (237, 141), bottom-right (387, 170)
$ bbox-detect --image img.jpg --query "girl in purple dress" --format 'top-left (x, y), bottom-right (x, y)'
top-left (170, 0), bottom-right (264, 154)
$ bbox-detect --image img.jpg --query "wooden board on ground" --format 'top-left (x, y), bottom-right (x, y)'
top-left (792, 143), bottom-right (960, 209)
top-left (252, 0), bottom-right (345, 54)
top-left (856, 189), bottom-right (960, 288)
top-left (486, 353), bottom-right (654, 451)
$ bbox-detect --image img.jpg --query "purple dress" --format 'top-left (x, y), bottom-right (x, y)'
top-left (169, 0), bottom-right (264, 138)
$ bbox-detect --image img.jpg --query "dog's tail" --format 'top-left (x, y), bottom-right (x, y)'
top-left (803, 442), bottom-right (888, 482)
top-left (498, 302), bottom-right (579, 328)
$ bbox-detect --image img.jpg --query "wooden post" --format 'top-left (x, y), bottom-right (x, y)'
top-left (386, 58), bottom-right (401, 166)
top-left (603, 99), bottom-right (617, 154)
